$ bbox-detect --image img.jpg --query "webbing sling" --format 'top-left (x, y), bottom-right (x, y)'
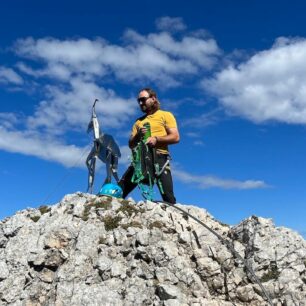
top-left (131, 140), bottom-right (167, 200)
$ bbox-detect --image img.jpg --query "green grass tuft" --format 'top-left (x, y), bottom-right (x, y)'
top-left (121, 221), bottom-right (143, 230)
top-left (261, 265), bottom-right (280, 282)
top-left (116, 202), bottom-right (145, 217)
top-left (149, 220), bottom-right (165, 230)
top-left (82, 199), bottom-right (113, 221)
top-left (98, 236), bottom-right (107, 244)
top-left (30, 215), bottom-right (41, 222)
top-left (103, 215), bottom-right (121, 231)
top-left (103, 215), bottom-right (122, 231)
top-left (38, 205), bottom-right (51, 215)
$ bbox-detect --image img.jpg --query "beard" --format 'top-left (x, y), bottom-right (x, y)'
top-left (140, 100), bottom-right (157, 113)
top-left (140, 105), bottom-right (147, 112)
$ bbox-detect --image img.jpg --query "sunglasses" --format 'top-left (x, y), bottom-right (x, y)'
top-left (137, 96), bottom-right (151, 104)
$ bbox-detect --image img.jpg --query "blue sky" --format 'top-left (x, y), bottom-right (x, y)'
top-left (1, 0), bottom-right (306, 237)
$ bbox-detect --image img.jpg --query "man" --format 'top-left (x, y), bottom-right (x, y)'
top-left (118, 87), bottom-right (180, 204)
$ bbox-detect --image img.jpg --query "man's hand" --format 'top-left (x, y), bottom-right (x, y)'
top-left (128, 126), bottom-right (146, 148)
top-left (146, 136), bottom-right (158, 147)
top-left (145, 128), bottom-right (180, 147)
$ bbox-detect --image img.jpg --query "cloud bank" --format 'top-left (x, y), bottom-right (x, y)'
top-left (0, 18), bottom-right (221, 166)
top-left (203, 37), bottom-right (306, 124)
top-left (173, 168), bottom-right (268, 190)
top-left (14, 27), bottom-right (220, 87)
top-left (0, 66), bottom-right (23, 85)
top-left (0, 17), bottom-right (269, 189)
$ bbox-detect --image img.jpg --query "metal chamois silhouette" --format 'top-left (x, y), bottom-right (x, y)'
top-left (86, 99), bottom-right (121, 193)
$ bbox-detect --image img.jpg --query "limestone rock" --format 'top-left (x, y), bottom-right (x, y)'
top-left (0, 260), bottom-right (9, 280)
top-left (0, 192), bottom-right (305, 306)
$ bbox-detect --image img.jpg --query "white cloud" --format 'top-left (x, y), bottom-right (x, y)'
top-left (125, 30), bottom-right (220, 70)
top-left (119, 145), bottom-right (132, 165)
top-left (203, 37), bottom-right (306, 124)
top-left (0, 117), bottom-right (270, 189)
top-left (0, 126), bottom-right (88, 167)
top-left (0, 20), bottom-right (222, 168)
top-left (15, 37), bottom-right (190, 87)
top-left (193, 140), bottom-right (205, 146)
top-left (4, 22), bottom-right (221, 162)
top-left (15, 37), bottom-right (104, 65)
top-left (182, 108), bottom-right (221, 128)
top-left (0, 121), bottom-right (131, 171)
top-left (0, 113), bottom-right (20, 129)
top-left (0, 82), bottom-right (131, 168)
top-left (173, 168), bottom-right (268, 190)
top-left (0, 66), bottom-right (23, 85)
top-left (15, 24), bottom-right (220, 88)
top-left (185, 132), bottom-right (201, 138)
top-left (155, 16), bottom-right (187, 32)
top-left (184, 132), bottom-right (205, 146)
top-left (25, 78), bottom-right (137, 134)
top-left (17, 62), bottom-right (71, 81)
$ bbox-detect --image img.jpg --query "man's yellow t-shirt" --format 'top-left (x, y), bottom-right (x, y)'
top-left (131, 110), bottom-right (177, 154)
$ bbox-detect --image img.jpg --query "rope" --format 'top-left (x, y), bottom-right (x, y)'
top-left (153, 200), bottom-right (274, 306)
top-left (42, 145), bottom-right (90, 204)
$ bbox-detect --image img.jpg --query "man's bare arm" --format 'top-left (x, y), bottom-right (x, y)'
top-left (146, 127), bottom-right (180, 147)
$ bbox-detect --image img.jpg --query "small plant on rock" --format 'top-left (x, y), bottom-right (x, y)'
top-left (95, 196), bottom-right (113, 207)
top-left (98, 236), bottom-right (107, 244)
top-left (261, 265), bottom-right (280, 282)
top-left (149, 220), bottom-right (165, 230)
top-left (121, 221), bottom-right (143, 230)
top-left (103, 215), bottom-right (122, 231)
top-left (38, 205), bottom-right (51, 215)
top-left (82, 199), bottom-right (113, 221)
top-left (117, 202), bottom-right (145, 217)
top-left (29, 215), bottom-right (41, 222)
top-left (82, 206), bottom-right (91, 221)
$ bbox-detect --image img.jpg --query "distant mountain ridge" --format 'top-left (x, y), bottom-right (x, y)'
top-left (0, 192), bottom-right (305, 305)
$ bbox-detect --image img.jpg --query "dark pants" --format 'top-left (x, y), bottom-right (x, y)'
top-left (118, 153), bottom-right (176, 204)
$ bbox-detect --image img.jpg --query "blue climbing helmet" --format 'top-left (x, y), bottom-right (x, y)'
top-left (98, 183), bottom-right (123, 198)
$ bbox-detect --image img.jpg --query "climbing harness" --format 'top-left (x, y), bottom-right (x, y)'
top-left (153, 200), bottom-right (274, 306)
top-left (131, 140), bottom-right (156, 200)
top-left (130, 124), bottom-right (168, 201)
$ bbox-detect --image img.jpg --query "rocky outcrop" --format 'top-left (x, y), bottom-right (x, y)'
top-left (0, 192), bottom-right (305, 305)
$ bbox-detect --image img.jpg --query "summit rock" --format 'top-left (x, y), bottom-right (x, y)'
top-left (0, 192), bottom-right (305, 305)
